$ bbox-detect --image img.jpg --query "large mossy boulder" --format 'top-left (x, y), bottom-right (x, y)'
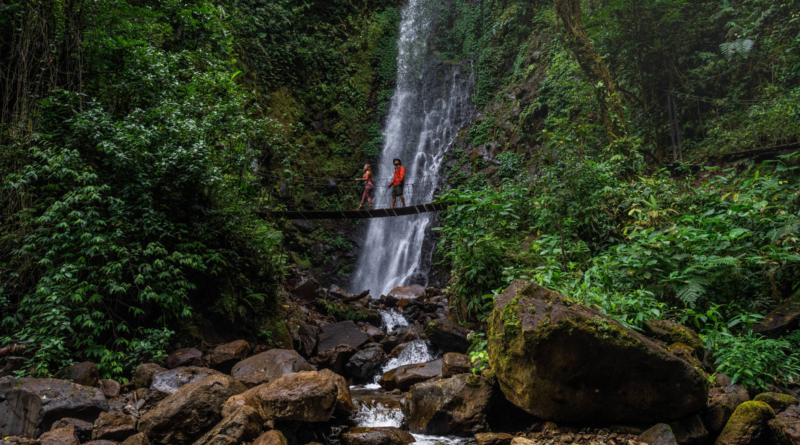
top-left (487, 280), bottom-right (708, 424)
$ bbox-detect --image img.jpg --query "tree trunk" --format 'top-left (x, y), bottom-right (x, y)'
top-left (555, 0), bottom-right (627, 146)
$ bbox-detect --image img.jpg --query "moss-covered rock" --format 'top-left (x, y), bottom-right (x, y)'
top-left (753, 392), bottom-right (799, 413)
top-left (487, 280), bottom-right (708, 424)
top-left (714, 401), bottom-right (775, 445)
top-left (644, 320), bottom-right (705, 360)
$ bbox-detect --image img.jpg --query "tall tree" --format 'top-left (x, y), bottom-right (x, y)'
top-left (555, 0), bottom-right (627, 146)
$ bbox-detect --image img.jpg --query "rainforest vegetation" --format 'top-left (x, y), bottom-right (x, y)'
top-left (2, 0), bottom-right (800, 391)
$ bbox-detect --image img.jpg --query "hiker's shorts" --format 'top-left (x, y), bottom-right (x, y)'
top-left (392, 184), bottom-right (404, 196)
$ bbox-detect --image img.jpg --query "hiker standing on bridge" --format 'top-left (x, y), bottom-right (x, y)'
top-left (356, 164), bottom-right (373, 210)
top-left (387, 158), bottom-right (406, 208)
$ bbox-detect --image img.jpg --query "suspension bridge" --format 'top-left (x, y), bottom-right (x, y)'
top-left (251, 171), bottom-right (451, 220)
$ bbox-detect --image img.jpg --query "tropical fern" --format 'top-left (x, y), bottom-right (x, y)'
top-left (676, 277), bottom-right (709, 306)
top-left (720, 38), bottom-right (755, 59)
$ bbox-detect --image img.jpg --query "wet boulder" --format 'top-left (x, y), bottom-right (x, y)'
top-left (150, 366), bottom-right (224, 394)
top-left (345, 346), bottom-right (389, 382)
top-left (474, 433), bottom-right (513, 445)
top-left (703, 374), bottom-right (750, 434)
top-left (487, 280), bottom-right (708, 424)
top-left (364, 326), bottom-right (385, 342)
top-left (51, 418), bottom-right (93, 442)
top-left (425, 319), bottom-right (471, 353)
top-left (387, 285), bottom-right (426, 303)
top-left (637, 424), bottom-right (679, 445)
top-left (0, 377), bottom-right (109, 437)
top-left (210, 340), bottom-right (250, 369)
top-left (54, 362), bottom-right (100, 388)
top-left (253, 430), bottom-right (288, 445)
top-left (753, 392), bottom-right (799, 413)
top-left (293, 276), bottom-right (319, 302)
top-left (223, 371), bottom-right (338, 423)
top-left (298, 325), bottom-right (319, 357)
top-left (133, 364), bottom-right (166, 389)
top-left (769, 405), bottom-right (800, 445)
top-left (39, 425), bottom-right (80, 445)
top-left (442, 353), bottom-right (472, 378)
top-left (121, 433), bottom-right (150, 445)
top-left (378, 359), bottom-right (442, 392)
top-left (137, 374), bottom-right (247, 445)
top-left (191, 405), bottom-right (263, 445)
top-left (99, 379), bottom-right (121, 398)
top-left (318, 321), bottom-right (370, 354)
top-left (321, 369), bottom-right (354, 417)
top-left (340, 427), bottom-right (415, 445)
top-left (402, 373), bottom-right (536, 436)
top-left (165, 348), bottom-right (205, 369)
top-left (314, 344), bottom-right (357, 375)
top-left (92, 412), bottom-right (136, 442)
top-left (231, 349), bottom-right (312, 388)
top-left (667, 414), bottom-right (708, 445)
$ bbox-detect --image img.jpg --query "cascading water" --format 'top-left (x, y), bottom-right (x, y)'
top-left (379, 309), bottom-right (408, 333)
top-left (349, 0), bottom-right (474, 297)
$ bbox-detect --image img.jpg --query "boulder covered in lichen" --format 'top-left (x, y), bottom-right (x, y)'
top-left (487, 280), bottom-right (708, 424)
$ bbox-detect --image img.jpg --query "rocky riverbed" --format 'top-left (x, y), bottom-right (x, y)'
top-left (3, 278), bottom-right (800, 445)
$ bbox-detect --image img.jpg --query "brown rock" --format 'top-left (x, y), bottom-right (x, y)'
top-left (120, 433), bottom-right (151, 445)
top-left (425, 319), bottom-right (471, 353)
top-left (364, 326), bottom-right (385, 342)
top-left (340, 427), bottom-right (415, 445)
top-left (191, 405), bottom-right (263, 445)
top-left (714, 401), bottom-right (775, 445)
top-left (92, 412), bottom-right (136, 442)
top-left (137, 375), bottom-right (247, 445)
top-left (0, 377), bottom-right (109, 437)
top-left (387, 285), bottom-right (426, 302)
top-left (99, 379), bottom-right (121, 398)
top-left (51, 418), bottom-right (93, 442)
top-left (83, 441), bottom-right (119, 445)
top-left (210, 340), bottom-right (250, 367)
top-left (668, 414), bottom-right (708, 445)
top-left (165, 348), bottom-right (205, 369)
top-left (292, 277), bottom-right (319, 302)
top-left (442, 353), bottom-right (472, 378)
top-left (314, 344), bottom-right (358, 375)
top-left (150, 366), bottom-right (224, 394)
top-left (222, 370), bottom-right (338, 423)
top-left (39, 426), bottom-right (79, 445)
top-left (637, 424), bottom-right (679, 445)
top-left (474, 433), bottom-right (513, 445)
top-left (318, 321), bottom-right (369, 354)
top-left (769, 405), bottom-right (800, 445)
top-left (379, 359), bottom-right (442, 391)
top-left (133, 364), bottom-right (166, 389)
top-left (54, 362), bottom-right (100, 388)
top-left (487, 280), bottom-right (708, 424)
top-left (321, 369), bottom-right (354, 417)
top-left (402, 373), bottom-right (536, 436)
top-left (345, 347), bottom-right (389, 382)
top-left (298, 325), bottom-right (319, 356)
top-left (231, 349), bottom-right (312, 388)
top-left (252, 430), bottom-right (288, 445)
top-left (703, 377), bottom-right (750, 434)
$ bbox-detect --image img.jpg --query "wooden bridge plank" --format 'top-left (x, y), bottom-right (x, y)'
top-left (256, 202), bottom-right (449, 220)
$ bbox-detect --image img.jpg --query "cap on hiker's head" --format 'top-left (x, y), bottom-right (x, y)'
top-left (393, 158), bottom-right (402, 165)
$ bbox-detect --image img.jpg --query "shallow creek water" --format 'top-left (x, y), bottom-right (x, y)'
top-left (350, 312), bottom-right (475, 445)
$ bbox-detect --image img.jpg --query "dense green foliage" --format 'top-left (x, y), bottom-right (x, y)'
top-left (436, 0), bottom-right (800, 389)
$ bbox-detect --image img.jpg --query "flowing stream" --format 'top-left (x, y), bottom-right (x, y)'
top-left (349, 0), bottom-right (474, 297)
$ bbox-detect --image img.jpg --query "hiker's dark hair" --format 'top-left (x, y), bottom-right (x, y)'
top-left (393, 158), bottom-right (402, 165)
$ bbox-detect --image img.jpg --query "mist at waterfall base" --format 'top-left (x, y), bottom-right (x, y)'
top-left (348, 0), bottom-right (474, 297)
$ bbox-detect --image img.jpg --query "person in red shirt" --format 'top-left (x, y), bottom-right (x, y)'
top-left (387, 158), bottom-right (406, 208)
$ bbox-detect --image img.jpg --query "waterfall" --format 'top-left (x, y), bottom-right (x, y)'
top-left (349, 0), bottom-right (475, 296)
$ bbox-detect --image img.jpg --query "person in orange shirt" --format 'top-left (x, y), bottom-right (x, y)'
top-left (387, 158), bottom-right (406, 208)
